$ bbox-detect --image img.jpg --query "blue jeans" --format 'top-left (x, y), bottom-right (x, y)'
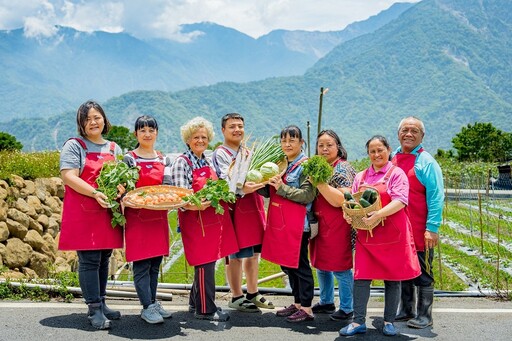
top-left (77, 249), bottom-right (113, 304)
top-left (133, 256), bottom-right (163, 308)
top-left (317, 268), bottom-right (354, 313)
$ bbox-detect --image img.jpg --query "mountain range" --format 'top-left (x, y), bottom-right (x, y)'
top-left (0, 3), bottom-right (412, 121)
top-left (1, 0), bottom-right (510, 160)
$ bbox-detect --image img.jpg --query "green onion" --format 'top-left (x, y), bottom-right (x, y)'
top-left (248, 136), bottom-right (285, 171)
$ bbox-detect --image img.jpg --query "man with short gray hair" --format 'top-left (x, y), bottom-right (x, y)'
top-left (392, 116), bottom-right (444, 329)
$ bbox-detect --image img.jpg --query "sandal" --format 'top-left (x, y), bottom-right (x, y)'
top-left (228, 297), bottom-right (260, 313)
top-left (249, 294), bottom-right (275, 309)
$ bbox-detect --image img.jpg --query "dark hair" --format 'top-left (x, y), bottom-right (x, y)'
top-left (221, 112), bottom-right (244, 128)
top-left (134, 115), bottom-right (159, 132)
top-left (365, 135), bottom-right (392, 160)
top-left (316, 129), bottom-right (348, 160)
top-left (76, 100), bottom-right (111, 138)
top-left (280, 125), bottom-right (303, 140)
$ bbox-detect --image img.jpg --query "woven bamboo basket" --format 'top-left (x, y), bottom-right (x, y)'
top-left (341, 188), bottom-right (383, 236)
top-left (123, 185), bottom-right (193, 210)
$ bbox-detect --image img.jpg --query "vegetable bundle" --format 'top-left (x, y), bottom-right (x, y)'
top-left (96, 161), bottom-right (139, 227)
top-left (240, 136), bottom-right (285, 184)
top-left (183, 179), bottom-right (236, 214)
top-left (302, 155), bottom-right (333, 186)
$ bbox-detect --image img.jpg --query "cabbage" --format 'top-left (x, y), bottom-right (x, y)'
top-left (260, 162), bottom-right (280, 180)
top-left (246, 169), bottom-right (263, 183)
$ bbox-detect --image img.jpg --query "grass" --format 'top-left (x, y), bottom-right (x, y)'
top-left (0, 150), bottom-right (60, 180)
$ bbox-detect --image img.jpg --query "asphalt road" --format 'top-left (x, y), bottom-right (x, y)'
top-left (1, 293), bottom-right (512, 341)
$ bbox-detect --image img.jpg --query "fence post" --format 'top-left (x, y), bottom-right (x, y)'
top-left (478, 193), bottom-right (483, 255)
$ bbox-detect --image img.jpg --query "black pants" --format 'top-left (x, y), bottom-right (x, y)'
top-left (353, 280), bottom-right (400, 325)
top-left (411, 249), bottom-right (435, 287)
top-left (190, 261), bottom-right (217, 314)
top-left (133, 256), bottom-right (163, 308)
top-left (77, 249), bottom-right (112, 304)
top-left (281, 232), bottom-right (314, 308)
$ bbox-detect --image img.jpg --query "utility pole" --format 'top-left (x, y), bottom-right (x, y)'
top-left (317, 87), bottom-right (329, 135)
top-left (307, 121), bottom-right (311, 157)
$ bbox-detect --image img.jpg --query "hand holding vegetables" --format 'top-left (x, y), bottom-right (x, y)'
top-left (302, 155), bottom-right (333, 186)
top-left (183, 179), bottom-right (236, 214)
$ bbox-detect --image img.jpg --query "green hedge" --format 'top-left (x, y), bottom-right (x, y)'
top-left (0, 151), bottom-right (60, 180)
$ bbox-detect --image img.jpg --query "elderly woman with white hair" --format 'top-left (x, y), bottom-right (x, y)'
top-left (164, 116), bottom-right (238, 322)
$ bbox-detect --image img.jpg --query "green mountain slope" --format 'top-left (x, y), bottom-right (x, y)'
top-left (1, 0), bottom-right (510, 159)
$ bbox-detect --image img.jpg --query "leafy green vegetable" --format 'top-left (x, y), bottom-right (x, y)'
top-left (302, 155), bottom-right (333, 186)
top-left (245, 169), bottom-right (263, 183)
top-left (96, 161), bottom-right (139, 227)
top-left (260, 162), bottom-right (279, 180)
top-left (183, 179), bottom-right (236, 214)
top-left (248, 136), bottom-right (285, 171)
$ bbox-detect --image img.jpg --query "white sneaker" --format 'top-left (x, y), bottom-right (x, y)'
top-left (155, 300), bottom-right (172, 319)
top-left (141, 303), bottom-right (164, 324)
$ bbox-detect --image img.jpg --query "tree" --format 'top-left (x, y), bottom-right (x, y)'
top-left (451, 122), bottom-right (512, 162)
top-left (0, 131), bottom-right (23, 151)
top-left (104, 125), bottom-right (137, 151)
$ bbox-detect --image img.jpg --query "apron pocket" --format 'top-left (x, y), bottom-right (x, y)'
top-left (267, 201), bottom-right (286, 231)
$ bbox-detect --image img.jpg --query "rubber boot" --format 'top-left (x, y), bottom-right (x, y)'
top-left (102, 297), bottom-right (121, 320)
top-left (407, 286), bottom-right (433, 329)
top-left (395, 281), bottom-right (416, 321)
top-left (87, 302), bottom-right (111, 330)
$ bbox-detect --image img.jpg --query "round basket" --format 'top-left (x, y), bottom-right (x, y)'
top-left (341, 188), bottom-right (383, 236)
top-left (123, 185), bottom-right (193, 210)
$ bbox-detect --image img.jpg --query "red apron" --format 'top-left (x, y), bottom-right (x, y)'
top-left (124, 151), bottom-right (169, 262)
top-left (177, 155), bottom-right (239, 266)
top-left (353, 166), bottom-right (420, 281)
top-left (261, 158), bottom-right (307, 268)
top-left (59, 138), bottom-right (123, 251)
top-left (216, 145), bottom-right (265, 248)
top-left (392, 150), bottom-right (428, 251)
top-left (310, 160), bottom-right (353, 272)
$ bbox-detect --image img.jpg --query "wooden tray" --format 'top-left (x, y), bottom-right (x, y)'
top-left (123, 185), bottom-right (193, 210)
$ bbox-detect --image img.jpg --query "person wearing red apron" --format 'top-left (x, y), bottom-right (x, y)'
top-left (122, 116), bottom-right (172, 324)
top-left (165, 116), bottom-right (238, 322)
top-left (392, 116), bottom-right (444, 329)
top-left (309, 130), bottom-right (356, 322)
top-left (340, 135), bottom-right (420, 337)
top-left (260, 125), bottom-right (316, 323)
top-left (59, 101), bottom-right (123, 330)
top-left (211, 113), bottom-right (273, 313)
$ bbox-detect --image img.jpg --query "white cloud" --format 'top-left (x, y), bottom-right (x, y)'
top-left (0, 0), bottom-right (419, 40)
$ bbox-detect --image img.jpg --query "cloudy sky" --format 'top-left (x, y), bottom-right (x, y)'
top-left (0, 0), bottom-right (418, 41)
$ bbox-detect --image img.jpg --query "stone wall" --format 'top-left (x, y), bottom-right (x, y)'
top-left (0, 175), bottom-right (124, 280)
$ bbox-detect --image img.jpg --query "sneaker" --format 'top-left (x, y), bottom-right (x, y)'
top-left (228, 297), bottom-right (260, 313)
top-left (330, 309), bottom-right (354, 321)
top-left (141, 303), bottom-right (164, 324)
top-left (312, 302), bottom-right (336, 314)
top-left (286, 309), bottom-right (314, 323)
top-left (383, 323), bottom-right (397, 336)
top-left (339, 323), bottom-right (367, 336)
top-left (155, 301), bottom-right (172, 319)
top-left (276, 304), bottom-right (300, 317)
top-left (195, 310), bottom-right (230, 322)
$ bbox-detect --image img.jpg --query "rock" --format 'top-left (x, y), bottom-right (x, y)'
top-left (0, 270), bottom-right (26, 280)
top-left (7, 208), bottom-right (30, 227)
top-left (28, 251), bottom-right (50, 277)
top-left (15, 198), bottom-right (37, 217)
top-left (54, 256), bottom-right (72, 273)
top-left (20, 180), bottom-right (36, 197)
top-left (0, 187), bottom-right (7, 201)
top-left (28, 217), bottom-right (44, 235)
top-left (21, 267), bottom-right (39, 279)
top-left (0, 200), bottom-right (7, 221)
top-left (47, 217), bottom-right (60, 238)
top-left (0, 221), bottom-right (9, 241)
top-left (41, 204), bottom-right (53, 217)
top-left (0, 179), bottom-right (8, 189)
top-left (24, 230), bottom-right (46, 251)
top-left (4, 238), bottom-right (33, 268)
top-left (6, 218), bottom-right (28, 240)
top-left (10, 175), bottom-right (25, 189)
top-left (6, 187), bottom-right (20, 204)
top-left (0, 243), bottom-right (6, 259)
top-left (26, 196), bottom-right (43, 214)
top-left (51, 177), bottom-right (65, 199)
top-left (37, 214), bottom-right (49, 229)
top-left (45, 196), bottom-right (62, 214)
top-left (41, 234), bottom-right (57, 261)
